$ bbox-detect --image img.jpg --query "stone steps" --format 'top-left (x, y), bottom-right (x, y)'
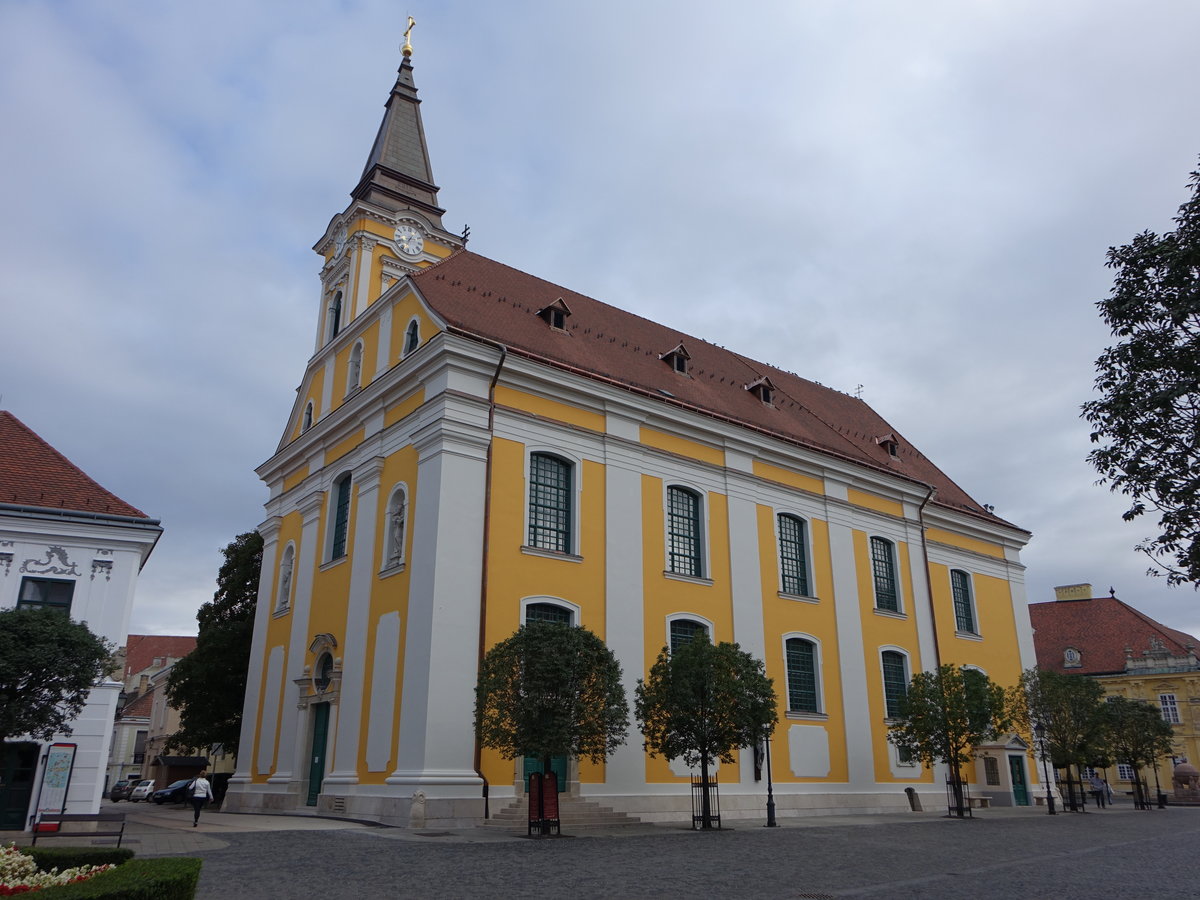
top-left (483, 795), bottom-right (643, 829)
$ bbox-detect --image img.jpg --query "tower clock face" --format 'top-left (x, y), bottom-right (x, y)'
top-left (395, 224), bottom-right (425, 257)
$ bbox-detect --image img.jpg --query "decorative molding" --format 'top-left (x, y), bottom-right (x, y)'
top-left (20, 546), bottom-right (80, 576)
top-left (0, 552), bottom-right (12, 576)
top-left (91, 559), bottom-right (113, 581)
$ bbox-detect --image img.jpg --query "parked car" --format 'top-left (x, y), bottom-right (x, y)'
top-left (152, 779), bottom-right (193, 805)
top-left (109, 780), bottom-right (135, 802)
top-left (129, 779), bottom-right (155, 802)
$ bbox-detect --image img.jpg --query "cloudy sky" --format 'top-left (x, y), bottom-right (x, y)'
top-left (3, 1), bottom-right (1199, 641)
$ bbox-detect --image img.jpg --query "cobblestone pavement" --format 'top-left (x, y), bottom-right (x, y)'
top-left (7, 803), bottom-right (1200, 898)
top-left (179, 806), bottom-right (1198, 900)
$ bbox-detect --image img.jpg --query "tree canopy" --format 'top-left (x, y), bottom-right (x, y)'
top-left (634, 637), bottom-right (776, 777)
top-left (474, 622), bottom-right (629, 765)
top-left (887, 664), bottom-right (1015, 815)
top-left (1017, 668), bottom-right (1107, 770)
top-left (0, 607), bottom-right (113, 745)
top-left (1082, 163), bottom-right (1200, 585)
top-left (164, 530), bottom-right (262, 756)
top-left (1102, 696), bottom-right (1177, 772)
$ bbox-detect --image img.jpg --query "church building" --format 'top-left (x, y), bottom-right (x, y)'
top-left (225, 38), bottom-right (1037, 825)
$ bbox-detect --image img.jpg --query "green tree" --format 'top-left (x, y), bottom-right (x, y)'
top-left (887, 664), bottom-right (1015, 817)
top-left (1016, 669), bottom-right (1107, 810)
top-left (0, 607), bottom-right (113, 745)
top-left (1101, 696), bottom-right (1177, 808)
top-left (164, 531), bottom-right (262, 757)
top-left (1082, 163), bottom-right (1200, 585)
top-left (474, 621), bottom-right (629, 785)
top-left (634, 637), bottom-right (777, 828)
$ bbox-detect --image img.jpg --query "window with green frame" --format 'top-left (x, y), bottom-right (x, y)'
top-left (778, 514), bottom-right (811, 596)
top-left (525, 602), bottom-right (573, 626)
top-left (528, 453), bottom-right (573, 553)
top-left (785, 637), bottom-right (819, 713)
top-left (950, 569), bottom-right (977, 633)
top-left (330, 473), bottom-right (351, 559)
top-left (669, 618), bottom-right (709, 653)
top-left (17, 577), bottom-right (74, 614)
top-left (667, 486), bottom-right (703, 577)
top-left (881, 650), bottom-right (908, 718)
top-left (870, 537), bottom-right (899, 612)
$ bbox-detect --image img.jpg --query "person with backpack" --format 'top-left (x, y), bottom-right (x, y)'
top-left (188, 770), bottom-right (214, 827)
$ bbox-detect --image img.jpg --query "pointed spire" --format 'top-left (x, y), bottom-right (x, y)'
top-left (351, 29), bottom-right (446, 226)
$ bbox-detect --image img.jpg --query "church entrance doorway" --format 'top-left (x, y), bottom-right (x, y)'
top-left (307, 703), bottom-right (330, 807)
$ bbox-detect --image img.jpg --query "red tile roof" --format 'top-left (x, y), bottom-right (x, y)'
top-left (1030, 596), bottom-right (1200, 675)
top-left (0, 410), bottom-right (149, 518)
top-left (413, 252), bottom-right (1018, 527)
top-left (123, 634), bottom-right (197, 679)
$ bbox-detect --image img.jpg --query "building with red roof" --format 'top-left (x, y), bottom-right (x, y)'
top-left (1030, 583), bottom-right (1200, 789)
top-left (227, 45), bottom-right (1038, 825)
top-left (0, 410), bottom-right (162, 829)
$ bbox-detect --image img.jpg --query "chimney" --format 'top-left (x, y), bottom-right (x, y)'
top-left (1054, 583), bottom-right (1093, 601)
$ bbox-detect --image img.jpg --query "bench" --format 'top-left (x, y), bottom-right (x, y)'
top-left (30, 811), bottom-right (126, 847)
top-left (966, 796), bottom-right (991, 809)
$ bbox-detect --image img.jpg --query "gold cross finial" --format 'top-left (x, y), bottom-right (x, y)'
top-left (402, 16), bottom-right (416, 58)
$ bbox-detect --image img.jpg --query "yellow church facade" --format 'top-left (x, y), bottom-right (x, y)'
top-left (225, 46), bottom-right (1037, 826)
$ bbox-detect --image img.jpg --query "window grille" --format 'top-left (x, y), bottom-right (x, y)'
top-left (778, 515), bottom-right (810, 596)
top-left (951, 569), bottom-right (976, 633)
top-left (871, 537), bottom-right (899, 612)
top-left (882, 650), bottom-right (908, 717)
top-left (528, 454), bottom-right (572, 553)
top-left (667, 487), bottom-right (702, 577)
top-left (786, 638), bottom-right (819, 713)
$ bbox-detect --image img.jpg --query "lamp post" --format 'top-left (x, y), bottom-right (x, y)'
top-left (764, 733), bottom-right (777, 827)
top-left (1034, 723), bottom-right (1055, 815)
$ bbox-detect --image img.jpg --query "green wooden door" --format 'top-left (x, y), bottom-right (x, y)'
top-left (1008, 755), bottom-right (1029, 806)
top-left (0, 743), bottom-right (38, 829)
top-left (523, 756), bottom-right (567, 793)
top-left (307, 703), bottom-right (330, 807)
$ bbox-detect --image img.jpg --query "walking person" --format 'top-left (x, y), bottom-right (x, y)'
top-left (189, 769), bottom-right (214, 827)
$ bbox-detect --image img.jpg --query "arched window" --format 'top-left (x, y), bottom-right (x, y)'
top-left (778, 514), bottom-right (811, 596)
top-left (276, 543), bottom-right (295, 612)
top-left (302, 402), bottom-right (314, 432)
top-left (525, 602), bottom-right (573, 626)
top-left (328, 291), bottom-right (343, 342)
top-left (667, 486), bottom-right (703, 577)
top-left (669, 617), bottom-right (710, 653)
top-left (528, 453), bottom-right (572, 553)
top-left (403, 319), bottom-right (420, 356)
top-left (950, 569), bottom-right (977, 634)
top-left (870, 536), bottom-right (899, 612)
top-left (384, 487), bottom-right (407, 569)
top-left (881, 649), bottom-right (909, 718)
top-left (347, 342), bottom-right (363, 394)
top-left (329, 473), bottom-right (352, 560)
top-left (785, 637), bottom-right (820, 713)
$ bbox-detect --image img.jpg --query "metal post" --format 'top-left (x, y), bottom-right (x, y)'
top-left (764, 735), bottom-right (777, 827)
top-left (1034, 724), bottom-right (1055, 815)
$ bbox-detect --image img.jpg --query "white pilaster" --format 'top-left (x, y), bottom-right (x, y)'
top-left (268, 490), bottom-right (324, 784)
top-left (325, 456), bottom-right (385, 784)
top-left (230, 517), bottom-right (281, 784)
top-left (601, 430), bottom-right (646, 793)
top-left (388, 413), bottom-right (487, 794)
top-left (825, 481), bottom-right (874, 785)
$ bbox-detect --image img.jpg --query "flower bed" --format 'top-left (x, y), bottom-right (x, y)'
top-left (0, 844), bottom-right (113, 894)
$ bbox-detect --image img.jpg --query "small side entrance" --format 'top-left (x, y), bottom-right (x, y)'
top-left (307, 702), bottom-right (330, 807)
top-left (523, 756), bottom-right (566, 794)
top-left (0, 743), bottom-right (38, 829)
top-left (1008, 754), bottom-right (1030, 806)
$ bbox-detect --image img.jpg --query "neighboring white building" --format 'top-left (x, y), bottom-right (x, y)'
top-left (0, 410), bottom-right (161, 830)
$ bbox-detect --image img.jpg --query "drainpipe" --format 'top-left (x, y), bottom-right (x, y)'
top-left (917, 484), bottom-right (942, 667)
top-left (473, 339), bottom-right (507, 818)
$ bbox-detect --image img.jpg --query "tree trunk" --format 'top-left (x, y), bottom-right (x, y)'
top-left (950, 769), bottom-right (966, 817)
top-left (699, 756), bottom-right (713, 829)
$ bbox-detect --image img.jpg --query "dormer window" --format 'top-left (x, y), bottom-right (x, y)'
top-left (745, 375), bottom-right (776, 405)
top-left (536, 298), bottom-right (572, 332)
top-left (660, 342), bottom-right (691, 376)
top-left (875, 433), bottom-right (900, 458)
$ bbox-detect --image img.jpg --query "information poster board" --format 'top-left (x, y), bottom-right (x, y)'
top-left (33, 743), bottom-right (77, 831)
